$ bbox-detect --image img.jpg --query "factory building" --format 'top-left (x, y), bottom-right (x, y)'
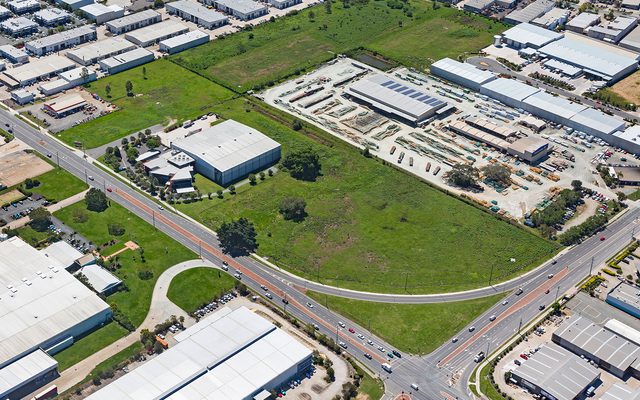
top-left (98, 47), bottom-right (154, 75)
top-left (0, 17), bottom-right (38, 37)
top-left (606, 282), bottom-right (640, 318)
top-left (537, 34), bottom-right (638, 83)
top-left (463, 0), bottom-right (494, 14)
top-left (159, 29), bottom-right (209, 54)
top-left (504, 0), bottom-right (554, 24)
top-left (0, 237), bottom-right (111, 399)
top-left (38, 66), bottom-right (97, 96)
top-left (43, 93), bottom-right (87, 118)
top-left (56, 0), bottom-right (93, 10)
top-left (86, 306), bottom-right (313, 400)
top-left (33, 8), bottom-right (71, 26)
top-left (347, 74), bottom-right (451, 126)
top-left (510, 343), bottom-right (600, 400)
top-left (26, 25), bottom-right (97, 56)
top-left (500, 22), bottom-right (563, 49)
top-left (600, 383), bottom-right (640, 400)
top-left (552, 315), bottom-right (640, 379)
top-left (80, 3), bottom-right (125, 24)
top-left (587, 15), bottom-right (637, 44)
top-left (124, 20), bottom-right (189, 47)
top-left (565, 12), bottom-right (600, 34)
top-left (106, 9), bottom-right (161, 34)
top-left (166, 0), bottom-right (228, 29)
top-left (623, 0), bottom-right (640, 9)
top-left (268, 0), bottom-right (302, 9)
top-left (207, 0), bottom-right (268, 21)
top-left (7, 0), bottom-right (40, 14)
top-left (619, 25), bottom-right (640, 53)
top-left (0, 6), bottom-right (9, 20)
top-left (10, 89), bottom-right (34, 105)
top-left (171, 119), bottom-right (281, 186)
top-left (66, 37), bottom-right (136, 66)
top-left (430, 58), bottom-right (496, 91)
top-left (0, 45), bottom-right (28, 64)
top-left (531, 7), bottom-right (569, 30)
top-left (0, 55), bottom-right (75, 88)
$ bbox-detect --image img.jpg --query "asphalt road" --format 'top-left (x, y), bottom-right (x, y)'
top-left (5, 108), bottom-right (640, 399)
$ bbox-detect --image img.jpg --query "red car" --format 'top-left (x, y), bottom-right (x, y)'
top-left (545, 289), bottom-right (550, 294)
top-left (348, 328), bottom-right (355, 334)
top-left (520, 353), bottom-right (528, 360)
top-left (106, 187), bottom-right (113, 192)
top-left (600, 236), bottom-right (606, 241)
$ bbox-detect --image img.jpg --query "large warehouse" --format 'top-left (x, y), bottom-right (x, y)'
top-left (552, 315), bottom-right (640, 379)
top-left (66, 37), bottom-right (137, 65)
top-left (511, 343), bottom-right (600, 400)
top-left (171, 119), bottom-right (281, 186)
top-left (347, 74), bottom-right (451, 126)
top-left (87, 307), bottom-right (313, 400)
top-left (500, 22), bottom-right (563, 49)
top-left (430, 58), bottom-right (496, 91)
top-left (606, 282), bottom-right (640, 318)
top-left (124, 20), bottom-right (189, 47)
top-left (166, 0), bottom-right (228, 29)
top-left (0, 237), bottom-right (111, 399)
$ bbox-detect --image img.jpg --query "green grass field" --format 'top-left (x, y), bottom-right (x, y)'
top-left (177, 99), bottom-right (557, 294)
top-left (53, 322), bottom-right (128, 371)
top-left (308, 291), bottom-right (504, 354)
top-left (15, 225), bottom-right (57, 248)
top-left (30, 167), bottom-right (87, 202)
top-left (173, 0), bottom-right (504, 92)
top-left (193, 174), bottom-right (223, 195)
top-left (167, 267), bottom-right (236, 313)
top-left (55, 201), bottom-right (195, 326)
top-left (57, 60), bottom-right (236, 149)
top-left (359, 373), bottom-right (385, 400)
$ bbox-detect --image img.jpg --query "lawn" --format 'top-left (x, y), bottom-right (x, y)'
top-left (193, 174), bottom-right (223, 196)
top-left (173, 0), bottom-right (504, 92)
top-left (479, 361), bottom-right (505, 400)
top-left (308, 291), bottom-right (504, 354)
top-left (359, 373), bottom-right (385, 400)
top-left (629, 189), bottom-right (640, 201)
top-left (167, 267), bottom-right (236, 313)
top-left (30, 167), bottom-right (88, 202)
top-left (54, 201), bottom-right (195, 326)
top-left (57, 60), bottom-right (236, 149)
top-left (177, 98), bottom-right (558, 294)
top-left (16, 225), bottom-right (57, 248)
top-left (53, 322), bottom-right (128, 371)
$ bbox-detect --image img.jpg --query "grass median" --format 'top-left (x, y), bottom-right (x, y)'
top-left (308, 291), bottom-right (505, 354)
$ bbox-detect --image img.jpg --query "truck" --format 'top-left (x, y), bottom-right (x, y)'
top-left (474, 352), bottom-right (485, 363)
top-left (381, 363), bottom-right (392, 373)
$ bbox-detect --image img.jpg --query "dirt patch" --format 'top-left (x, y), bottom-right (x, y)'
top-left (0, 151), bottom-right (53, 187)
top-left (611, 70), bottom-right (640, 103)
top-left (0, 189), bottom-right (24, 205)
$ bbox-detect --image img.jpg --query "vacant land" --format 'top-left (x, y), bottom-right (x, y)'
top-left (29, 167), bottom-right (88, 202)
top-left (177, 99), bottom-right (557, 294)
top-left (359, 373), bottom-right (385, 400)
top-left (55, 201), bottom-right (194, 326)
top-left (173, 0), bottom-right (504, 91)
top-left (0, 151), bottom-right (52, 187)
top-left (58, 60), bottom-right (235, 149)
top-left (308, 291), bottom-right (504, 354)
top-left (53, 322), bottom-right (128, 371)
top-left (167, 267), bottom-right (236, 313)
top-left (610, 70), bottom-right (640, 104)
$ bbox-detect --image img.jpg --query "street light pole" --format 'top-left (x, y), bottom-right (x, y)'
top-left (404, 272), bottom-right (408, 292)
top-left (152, 211), bottom-right (155, 228)
top-left (589, 256), bottom-right (594, 276)
top-left (555, 285), bottom-right (560, 300)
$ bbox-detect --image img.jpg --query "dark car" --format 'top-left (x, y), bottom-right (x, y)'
top-left (392, 350), bottom-right (402, 358)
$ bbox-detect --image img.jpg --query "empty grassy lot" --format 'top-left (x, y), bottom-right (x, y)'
top-left (176, 98), bottom-right (558, 294)
top-left (173, 0), bottom-right (504, 92)
top-left (53, 322), bottom-right (128, 371)
top-left (29, 167), bottom-right (87, 202)
top-left (308, 291), bottom-right (504, 354)
top-left (167, 267), bottom-right (236, 313)
top-left (55, 201), bottom-right (194, 326)
top-left (57, 60), bottom-right (235, 149)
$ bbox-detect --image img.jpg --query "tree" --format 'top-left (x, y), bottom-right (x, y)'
top-left (248, 173), bottom-right (257, 185)
top-left (571, 180), bottom-right (583, 192)
top-left (282, 147), bottom-right (321, 181)
top-left (72, 208), bottom-right (88, 223)
top-left (153, 0), bottom-right (164, 8)
top-left (146, 136), bottom-right (160, 149)
top-left (29, 207), bottom-right (51, 232)
top-left (105, 84), bottom-right (111, 98)
top-left (125, 80), bottom-right (133, 96)
top-left (108, 223), bottom-right (125, 236)
top-left (218, 218), bottom-right (258, 256)
top-left (126, 146), bottom-right (139, 163)
top-left (324, 0), bottom-right (332, 13)
top-left (617, 191), bottom-right (627, 202)
top-left (279, 196), bottom-right (307, 221)
top-left (80, 67), bottom-right (89, 83)
top-left (445, 163), bottom-right (480, 188)
top-left (85, 188), bottom-right (109, 212)
top-left (481, 164), bottom-right (511, 186)
top-left (121, 137), bottom-right (128, 146)
top-left (216, 189), bottom-right (223, 199)
top-left (140, 329), bottom-right (154, 346)
top-left (292, 119), bottom-right (303, 131)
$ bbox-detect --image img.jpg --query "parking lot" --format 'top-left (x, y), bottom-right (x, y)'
top-left (261, 57), bottom-right (619, 219)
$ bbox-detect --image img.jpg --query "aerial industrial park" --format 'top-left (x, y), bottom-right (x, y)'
top-left (3, 0), bottom-right (640, 399)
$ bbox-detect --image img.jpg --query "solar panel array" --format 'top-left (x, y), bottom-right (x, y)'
top-left (380, 79), bottom-right (445, 108)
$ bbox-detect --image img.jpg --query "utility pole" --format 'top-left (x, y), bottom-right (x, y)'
top-left (555, 285), bottom-right (560, 300)
top-left (84, 169), bottom-right (88, 184)
top-left (198, 241), bottom-right (202, 258)
top-left (56, 152), bottom-right (59, 167)
top-left (589, 256), bottom-right (594, 276)
top-left (517, 317), bottom-right (522, 337)
top-left (152, 211), bottom-right (155, 229)
top-left (404, 272), bottom-right (408, 292)
top-left (336, 324), bottom-right (339, 344)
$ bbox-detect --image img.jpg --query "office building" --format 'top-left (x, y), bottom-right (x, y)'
top-left (587, 16), bottom-right (637, 44)
top-left (7, 0), bottom-right (40, 14)
top-left (0, 17), bottom-right (38, 37)
top-left (33, 8), bottom-right (71, 26)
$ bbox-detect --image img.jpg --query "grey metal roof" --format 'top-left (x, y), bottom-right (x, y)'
top-left (77, 265), bottom-right (121, 294)
top-left (600, 383), bottom-right (640, 400)
top-left (505, 0), bottom-right (555, 24)
top-left (538, 36), bottom-right (638, 80)
top-left (620, 25), bottom-right (640, 52)
top-left (106, 9), bottom-right (160, 30)
top-left (160, 29), bottom-right (209, 48)
top-left (502, 22), bottom-right (563, 48)
top-left (0, 237), bottom-right (110, 368)
top-left (172, 119), bottom-right (281, 173)
top-left (167, 0), bottom-right (228, 24)
top-left (66, 37), bottom-right (136, 63)
top-left (86, 306), bottom-right (312, 400)
top-left (0, 17), bottom-right (38, 32)
top-left (0, 349), bottom-right (57, 398)
top-left (99, 47), bottom-right (153, 68)
top-left (523, 91), bottom-right (586, 119)
top-left (607, 282), bottom-right (640, 312)
top-left (125, 20), bottom-right (188, 44)
top-left (40, 241), bottom-right (83, 269)
top-left (566, 12), bottom-right (599, 30)
top-left (214, 0), bottom-right (267, 14)
top-left (430, 58), bottom-right (496, 85)
top-left (480, 77), bottom-right (540, 102)
top-left (33, 8), bottom-right (70, 22)
top-left (512, 343), bottom-right (599, 400)
top-left (347, 74), bottom-right (447, 123)
top-left (26, 25), bottom-right (96, 50)
top-left (553, 315), bottom-right (640, 372)
top-left (569, 108), bottom-right (625, 135)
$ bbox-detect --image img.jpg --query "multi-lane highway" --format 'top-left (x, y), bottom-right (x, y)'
top-left (4, 106), bottom-right (640, 400)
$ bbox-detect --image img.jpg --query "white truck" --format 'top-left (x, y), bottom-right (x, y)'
top-left (381, 363), bottom-right (392, 373)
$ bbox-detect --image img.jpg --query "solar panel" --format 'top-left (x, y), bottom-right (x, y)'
top-left (403, 89), bottom-right (416, 96)
top-left (417, 95), bottom-right (431, 101)
top-left (393, 86), bottom-right (407, 93)
top-left (381, 80), bottom-right (395, 87)
top-left (409, 92), bottom-right (422, 98)
top-left (387, 83), bottom-right (401, 90)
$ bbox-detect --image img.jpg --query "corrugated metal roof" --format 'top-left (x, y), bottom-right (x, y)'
top-left (604, 319), bottom-right (640, 346)
top-left (106, 9), bottom-right (160, 30)
top-left (0, 349), bottom-right (57, 398)
top-left (172, 119), bottom-right (281, 173)
top-left (125, 20), bottom-right (188, 44)
top-left (512, 343), bottom-right (599, 400)
top-left (214, 0), bottom-right (267, 14)
top-left (480, 77), bottom-right (540, 102)
top-left (27, 25), bottom-right (95, 50)
top-left (40, 241), bottom-right (83, 269)
top-left (523, 91), bottom-right (586, 119)
top-left (430, 58), bottom-right (496, 85)
top-left (168, 1), bottom-right (227, 24)
top-left (569, 107), bottom-right (625, 135)
top-left (607, 282), bottom-right (640, 313)
top-left (505, 0), bottom-right (555, 24)
top-left (100, 47), bottom-right (154, 68)
top-left (600, 383), bottom-right (640, 400)
top-left (160, 30), bottom-right (209, 48)
top-left (566, 12), bottom-right (599, 30)
top-left (503, 22), bottom-right (563, 47)
top-left (77, 265), bottom-right (121, 294)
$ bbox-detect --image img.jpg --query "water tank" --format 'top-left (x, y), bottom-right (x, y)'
top-left (494, 34), bottom-right (502, 47)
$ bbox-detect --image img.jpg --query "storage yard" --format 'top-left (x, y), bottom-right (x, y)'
top-left (262, 57), bottom-right (625, 219)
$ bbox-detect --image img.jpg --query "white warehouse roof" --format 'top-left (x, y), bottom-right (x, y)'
top-left (430, 58), bottom-right (496, 86)
top-left (66, 37), bottom-right (136, 64)
top-left (41, 241), bottom-right (83, 270)
top-left (26, 25), bottom-right (96, 50)
top-left (106, 9), bottom-right (160, 30)
top-left (125, 19), bottom-right (188, 45)
top-left (0, 349), bottom-right (57, 399)
top-left (569, 107), bottom-right (625, 135)
top-left (172, 119), bottom-right (282, 173)
top-left (502, 22), bottom-right (563, 48)
top-left (480, 77), bottom-right (540, 102)
top-left (604, 319), bottom-right (640, 346)
top-left (566, 12), bottom-right (600, 31)
top-left (0, 237), bottom-right (110, 368)
top-left (77, 264), bottom-right (121, 294)
top-left (523, 91), bottom-right (586, 119)
top-left (87, 306), bottom-right (312, 400)
top-left (600, 383), bottom-right (640, 400)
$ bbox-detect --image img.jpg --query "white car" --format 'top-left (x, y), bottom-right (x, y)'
top-left (452, 337), bottom-right (458, 343)
top-left (306, 302), bottom-right (314, 308)
top-left (367, 340), bottom-right (374, 345)
top-left (469, 326), bottom-right (475, 332)
top-left (489, 315), bottom-right (496, 321)
top-left (502, 300), bottom-right (509, 306)
top-left (265, 292), bottom-right (272, 299)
